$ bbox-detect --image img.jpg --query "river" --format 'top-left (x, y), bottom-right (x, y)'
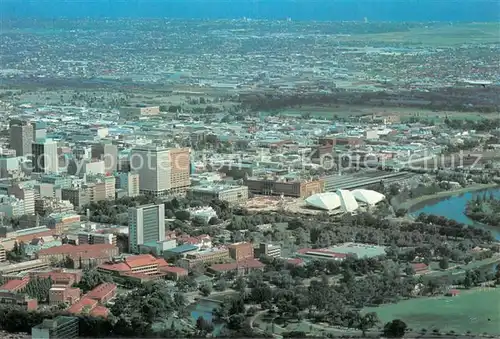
top-left (410, 187), bottom-right (500, 241)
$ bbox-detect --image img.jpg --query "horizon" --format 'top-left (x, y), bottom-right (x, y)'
top-left (1, 0), bottom-right (499, 22)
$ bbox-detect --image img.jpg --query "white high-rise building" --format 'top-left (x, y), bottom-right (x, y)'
top-left (129, 144), bottom-right (171, 196)
top-left (128, 203), bottom-right (165, 253)
top-left (32, 138), bottom-right (58, 174)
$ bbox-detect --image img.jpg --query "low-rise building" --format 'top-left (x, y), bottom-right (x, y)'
top-left (0, 277), bottom-right (30, 292)
top-left (0, 259), bottom-right (49, 275)
top-left (244, 177), bottom-right (324, 198)
top-left (0, 245), bottom-right (5, 262)
top-left (160, 266), bottom-right (189, 281)
top-left (188, 184), bottom-right (249, 204)
top-left (49, 286), bottom-right (81, 306)
top-left (207, 259), bottom-right (265, 276)
top-left (45, 212), bottom-right (81, 235)
top-left (31, 269), bottom-right (82, 286)
top-left (0, 291), bottom-right (37, 310)
top-left (85, 282), bottom-right (117, 304)
top-left (77, 231), bottom-right (116, 246)
top-left (37, 244), bottom-right (119, 269)
top-left (228, 242), bottom-right (254, 261)
top-left (258, 243), bottom-right (282, 258)
top-left (97, 254), bottom-right (169, 282)
top-left (178, 248), bottom-right (230, 269)
top-left (32, 316), bottom-right (79, 339)
top-left (295, 248), bottom-right (347, 262)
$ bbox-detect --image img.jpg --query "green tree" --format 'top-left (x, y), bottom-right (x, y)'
top-left (439, 257), bottom-right (449, 270)
top-left (199, 283), bottom-right (212, 297)
top-left (358, 312), bottom-right (379, 337)
top-left (383, 319), bottom-right (407, 338)
top-left (76, 270), bottom-right (112, 293)
top-left (174, 210), bottom-right (190, 221)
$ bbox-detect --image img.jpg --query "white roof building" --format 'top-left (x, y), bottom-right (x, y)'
top-left (305, 189), bottom-right (384, 212)
top-left (351, 189), bottom-right (386, 206)
top-left (305, 193), bottom-right (341, 211)
top-left (337, 189), bottom-right (359, 213)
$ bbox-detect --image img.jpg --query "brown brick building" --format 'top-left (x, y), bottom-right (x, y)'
top-left (228, 242), bottom-right (254, 261)
top-left (244, 178), bottom-right (324, 198)
top-left (49, 286), bottom-right (81, 305)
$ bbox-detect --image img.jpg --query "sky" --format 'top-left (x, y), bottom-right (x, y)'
top-left (0, 0), bottom-right (499, 21)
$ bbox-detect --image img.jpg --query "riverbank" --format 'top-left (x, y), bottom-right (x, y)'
top-left (397, 184), bottom-right (499, 212)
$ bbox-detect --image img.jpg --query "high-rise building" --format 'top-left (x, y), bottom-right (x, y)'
top-left (129, 144), bottom-right (171, 196)
top-left (169, 148), bottom-right (191, 193)
top-left (31, 316), bottom-right (79, 339)
top-left (116, 172), bottom-right (140, 197)
top-left (91, 141), bottom-right (118, 173)
top-left (32, 121), bottom-right (47, 141)
top-left (32, 139), bottom-right (58, 174)
top-left (9, 119), bottom-right (33, 157)
top-left (128, 204), bottom-right (165, 253)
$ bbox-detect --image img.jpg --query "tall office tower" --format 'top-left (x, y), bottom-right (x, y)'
top-left (9, 119), bottom-right (33, 157)
top-left (32, 138), bottom-right (59, 174)
top-left (129, 144), bottom-right (171, 196)
top-left (169, 148), bottom-right (191, 193)
top-left (91, 141), bottom-right (118, 173)
top-left (31, 121), bottom-right (47, 140)
top-left (128, 203), bottom-right (165, 253)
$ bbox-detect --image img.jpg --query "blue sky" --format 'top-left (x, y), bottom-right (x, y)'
top-left (0, 0), bottom-right (498, 21)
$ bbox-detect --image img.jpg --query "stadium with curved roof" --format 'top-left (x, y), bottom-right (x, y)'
top-left (351, 189), bottom-right (386, 206)
top-left (305, 189), bottom-right (385, 212)
top-left (305, 192), bottom-right (341, 211)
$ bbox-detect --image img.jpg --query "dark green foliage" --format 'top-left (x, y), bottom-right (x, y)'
top-left (24, 278), bottom-right (52, 303)
top-left (383, 319), bottom-right (408, 338)
top-left (75, 269), bottom-right (112, 294)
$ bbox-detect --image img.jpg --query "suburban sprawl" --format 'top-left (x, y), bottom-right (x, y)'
top-left (0, 18), bottom-right (499, 339)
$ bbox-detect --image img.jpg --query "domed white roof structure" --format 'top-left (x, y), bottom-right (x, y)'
top-left (352, 189), bottom-right (385, 206)
top-left (336, 189), bottom-right (359, 213)
top-left (305, 192), bottom-right (341, 211)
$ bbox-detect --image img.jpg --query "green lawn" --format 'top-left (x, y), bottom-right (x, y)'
top-left (364, 288), bottom-right (500, 335)
top-left (337, 23), bottom-right (500, 46)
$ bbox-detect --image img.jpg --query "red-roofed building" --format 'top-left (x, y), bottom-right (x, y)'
top-left (0, 278), bottom-right (30, 292)
top-left (412, 263), bottom-right (429, 273)
top-left (16, 230), bottom-right (57, 244)
top-left (97, 254), bottom-right (169, 282)
top-left (67, 297), bottom-right (98, 315)
top-left (31, 269), bottom-right (83, 286)
top-left (160, 266), bottom-right (189, 280)
top-left (37, 244), bottom-right (119, 268)
top-left (446, 289), bottom-right (460, 297)
top-left (207, 259), bottom-right (265, 276)
top-left (85, 283), bottom-right (116, 304)
top-left (90, 305), bottom-right (110, 318)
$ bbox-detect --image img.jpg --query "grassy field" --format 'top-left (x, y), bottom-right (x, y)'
top-left (337, 23), bottom-right (500, 46)
top-left (364, 288), bottom-right (500, 335)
